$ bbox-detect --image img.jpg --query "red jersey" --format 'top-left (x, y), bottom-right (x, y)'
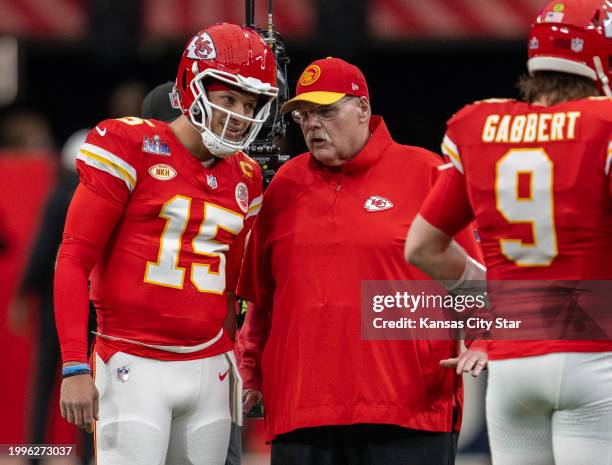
top-left (237, 117), bottom-right (482, 441)
top-left (56, 117), bottom-right (262, 362)
top-left (420, 97), bottom-right (612, 359)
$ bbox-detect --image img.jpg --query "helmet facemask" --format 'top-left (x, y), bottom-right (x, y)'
top-left (187, 65), bottom-right (279, 157)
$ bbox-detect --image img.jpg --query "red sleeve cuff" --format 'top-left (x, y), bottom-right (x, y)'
top-left (420, 167), bottom-right (474, 237)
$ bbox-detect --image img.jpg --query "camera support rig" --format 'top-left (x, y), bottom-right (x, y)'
top-left (244, 0), bottom-right (291, 188)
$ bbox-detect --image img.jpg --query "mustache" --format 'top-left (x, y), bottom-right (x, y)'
top-left (306, 131), bottom-right (331, 144)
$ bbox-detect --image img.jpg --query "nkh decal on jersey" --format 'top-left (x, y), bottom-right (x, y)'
top-left (148, 164), bottom-right (177, 181)
top-left (364, 196), bottom-right (393, 212)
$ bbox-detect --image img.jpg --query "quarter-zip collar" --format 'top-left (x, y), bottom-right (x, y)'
top-left (307, 116), bottom-right (393, 178)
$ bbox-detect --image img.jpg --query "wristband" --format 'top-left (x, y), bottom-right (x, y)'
top-left (62, 363), bottom-right (91, 378)
top-left (445, 255), bottom-right (486, 293)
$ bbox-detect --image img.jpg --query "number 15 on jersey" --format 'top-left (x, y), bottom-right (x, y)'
top-left (144, 195), bottom-right (244, 293)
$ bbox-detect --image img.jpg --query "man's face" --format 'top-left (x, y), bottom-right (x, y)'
top-left (293, 96), bottom-right (370, 167)
top-left (207, 89), bottom-right (258, 141)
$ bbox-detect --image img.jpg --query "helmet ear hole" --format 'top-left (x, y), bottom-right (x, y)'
top-left (181, 70), bottom-right (187, 92)
top-left (191, 104), bottom-right (203, 126)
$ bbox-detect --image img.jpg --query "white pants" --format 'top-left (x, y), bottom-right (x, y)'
top-left (486, 352), bottom-right (612, 465)
top-left (94, 351), bottom-right (234, 465)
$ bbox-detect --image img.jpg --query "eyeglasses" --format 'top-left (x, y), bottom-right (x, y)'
top-left (291, 97), bottom-right (357, 124)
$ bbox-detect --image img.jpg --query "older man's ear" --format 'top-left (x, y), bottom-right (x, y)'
top-left (358, 97), bottom-right (371, 122)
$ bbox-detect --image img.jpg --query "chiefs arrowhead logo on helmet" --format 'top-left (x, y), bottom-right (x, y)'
top-left (364, 196), bottom-right (394, 212)
top-left (186, 32), bottom-right (217, 60)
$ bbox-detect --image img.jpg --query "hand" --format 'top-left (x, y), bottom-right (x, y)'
top-left (242, 388), bottom-right (262, 415)
top-left (60, 373), bottom-right (99, 433)
top-left (440, 350), bottom-right (488, 377)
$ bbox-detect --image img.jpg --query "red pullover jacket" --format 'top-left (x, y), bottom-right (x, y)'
top-left (238, 116), bottom-right (482, 442)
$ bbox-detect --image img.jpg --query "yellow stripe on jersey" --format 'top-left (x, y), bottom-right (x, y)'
top-left (245, 194), bottom-right (263, 220)
top-left (80, 142), bottom-right (137, 181)
top-left (606, 142), bottom-right (612, 176)
top-left (441, 135), bottom-right (464, 174)
top-left (78, 148), bottom-right (137, 191)
top-left (248, 194), bottom-right (263, 210)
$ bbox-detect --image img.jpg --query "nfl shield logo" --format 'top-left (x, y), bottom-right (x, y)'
top-left (117, 367), bottom-right (130, 383)
top-left (207, 174), bottom-right (218, 190)
top-left (571, 38), bottom-right (584, 53)
top-left (544, 11), bottom-right (564, 23)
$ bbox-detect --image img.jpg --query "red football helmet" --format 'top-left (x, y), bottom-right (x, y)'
top-left (175, 23), bottom-right (279, 156)
top-left (527, 0), bottom-right (612, 96)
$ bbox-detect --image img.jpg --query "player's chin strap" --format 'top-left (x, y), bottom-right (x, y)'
top-left (593, 56), bottom-right (612, 97)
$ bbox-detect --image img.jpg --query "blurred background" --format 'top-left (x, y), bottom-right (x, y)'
top-left (0, 0), bottom-right (543, 463)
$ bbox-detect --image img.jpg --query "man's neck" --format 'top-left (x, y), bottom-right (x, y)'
top-left (349, 125), bottom-right (373, 159)
top-left (532, 90), bottom-right (598, 107)
top-left (169, 115), bottom-right (213, 162)
top-left (532, 96), bottom-right (554, 107)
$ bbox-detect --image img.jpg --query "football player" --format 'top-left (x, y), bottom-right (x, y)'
top-left (405, 1), bottom-right (612, 464)
top-left (54, 23), bottom-right (278, 465)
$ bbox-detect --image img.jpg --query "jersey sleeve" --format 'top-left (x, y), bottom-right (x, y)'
top-left (236, 180), bottom-right (275, 308)
top-left (243, 158), bottom-right (264, 227)
top-left (439, 102), bottom-right (485, 173)
top-left (419, 163), bottom-right (474, 237)
top-left (54, 183), bottom-right (125, 362)
top-left (235, 181), bottom-right (274, 392)
top-left (585, 98), bottom-right (612, 197)
top-left (237, 301), bottom-right (271, 390)
top-left (441, 134), bottom-right (464, 174)
top-left (225, 158), bottom-right (264, 293)
top-left (76, 120), bottom-right (141, 206)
